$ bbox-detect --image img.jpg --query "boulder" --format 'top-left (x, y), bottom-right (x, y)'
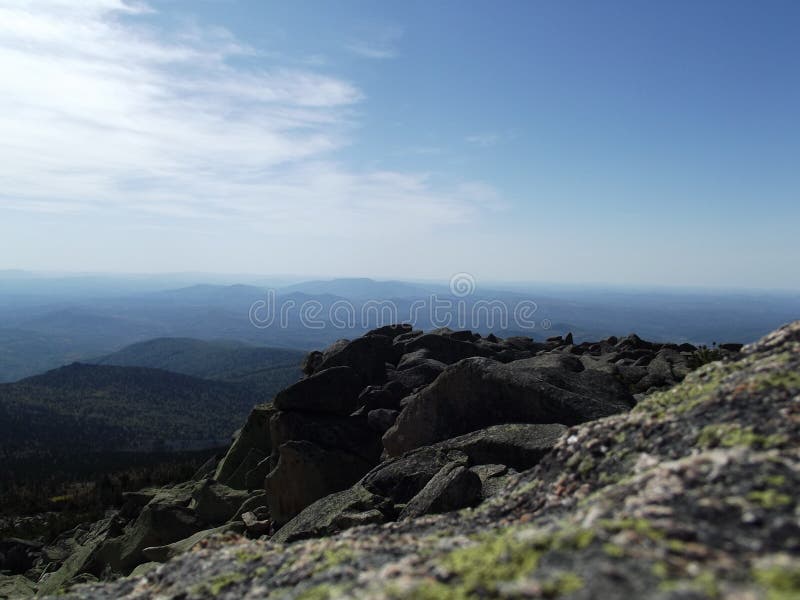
top-left (0, 574), bottom-right (36, 598)
top-left (399, 333), bottom-right (492, 365)
top-left (270, 410), bottom-right (382, 463)
top-left (435, 423), bottom-right (567, 471)
top-left (95, 504), bottom-right (201, 575)
top-left (0, 538), bottom-right (42, 575)
top-left (383, 356), bottom-right (633, 457)
top-left (388, 360), bottom-right (445, 391)
top-left (38, 517), bottom-right (118, 595)
top-left (354, 382), bottom-right (404, 414)
top-left (128, 562), bottom-right (160, 578)
top-left (190, 481), bottom-right (252, 525)
top-left (470, 464), bottom-right (514, 499)
top-left (241, 512), bottom-right (271, 537)
top-left (229, 492), bottom-right (268, 523)
top-left (366, 324), bottom-right (413, 339)
top-left (141, 522), bottom-right (244, 563)
top-left (301, 339), bottom-right (350, 375)
top-left (225, 447), bottom-right (267, 490)
top-left (190, 454), bottom-right (218, 480)
top-left (244, 457), bottom-right (273, 491)
top-left (367, 408), bottom-right (399, 434)
top-left (274, 366), bottom-right (364, 415)
top-left (264, 441), bottom-right (375, 526)
top-left (271, 484), bottom-right (391, 544)
top-left (396, 348), bottom-right (433, 369)
top-left (214, 403), bottom-right (275, 487)
top-left (360, 447), bottom-right (469, 504)
top-left (399, 462), bottom-right (482, 520)
top-left (316, 335), bottom-right (395, 384)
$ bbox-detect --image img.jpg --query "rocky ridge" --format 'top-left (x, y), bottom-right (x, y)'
top-left (2, 323), bottom-right (777, 598)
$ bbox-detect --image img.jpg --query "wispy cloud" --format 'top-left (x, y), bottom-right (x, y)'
top-left (345, 25), bottom-right (403, 60)
top-left (0, 2), bottom-right (497, 235)
top-left (465, 133), bottom-right (501, 147)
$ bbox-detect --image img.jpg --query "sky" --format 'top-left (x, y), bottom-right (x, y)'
top-left (0, 0), bottom-right (798, 289)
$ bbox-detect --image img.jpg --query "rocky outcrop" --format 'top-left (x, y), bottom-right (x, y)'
top-left (382, 356), bottom-right (633, 456)
top-left (23, 325), bottom-right (754, 597)
top-left (59, 320), bottom-right (797, 600)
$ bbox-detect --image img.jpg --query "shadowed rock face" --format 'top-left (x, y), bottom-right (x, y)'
top-left (53, 321), bottom-right (799, 600)
top-left (382, 356), bottom-right (634, 456)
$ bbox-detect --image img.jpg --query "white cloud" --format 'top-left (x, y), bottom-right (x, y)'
top-left (0, 2), bottom-right (497, 236)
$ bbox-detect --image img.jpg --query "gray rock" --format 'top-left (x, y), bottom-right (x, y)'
top-left (388, 360), bottom-right (445, 391)
top-left (224, 447), bottom-right (267, 490)
top-left (270, 410), bottom-right (382, 463)
top-left (241, 512), bottom-right (271, 537)
top-left (366, 324), bottom-right (413, 339)
top-left (469, 464), bottom-right (515, 498)
top-left (94, 504), bottom-right (200, 575)
top-left (214, 403), bottom-right (275, 486)
top-left (361, 447), bottom-right (469, 504)
top-left (0, 574), bottom-right (36, 597)
top-left (265, 441), bottom-right (374, 526)
top-left (271, 485), bottom-right (391, 544)
top-left (274, 366), bottom-right (364, 415)
top-left (190, 481), bottom-right (251, 526)
top-left (399, 333), bottom-right (492, 365)
top-left (141, 522), bottom-right (244, 563)
top-left (244, 457), bottom-right (273, 491)
top-left (399, 462), bottom-right (481, 520)
top-left (301, 339), bottom-right (350, 376)
top-left (434, 423), bottom-right (567, 471)
top-left (317, 335), bottom-right (395, 384)
top-left (383, 356), bottom-right (633, 457)
top-left (367, 408), bottom-right (399, 434)
top-left (229, 492), bottom-right (268, 523)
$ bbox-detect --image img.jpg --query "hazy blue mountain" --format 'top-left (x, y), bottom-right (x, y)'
top-left (0, 277), bottom-right (798, 385)
top-left (279, 277), bottom-right (444, 299)
top-left (91, 337), bottom-right (304, 393)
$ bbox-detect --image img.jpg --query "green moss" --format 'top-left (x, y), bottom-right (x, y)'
top-left (317, 546), bottom-right (356, 570)
top-left (565, 453), bottom-right (582, 469)
top-left (752, 370), bottom-right (800, 392)
top-left (658, 571), bottom-right (719, 598)
top-left (651, 561), bottom-right (669, 578)
top-left (666, 539), bottom-right (688, 553)
top-left (753, 561), bottom-right (800, 600)
top-left (296, 583), bottom-right (346, 600)
top-left (235, 550), bottom-right (261, 563)
top-left (599, 518), bottom-right (665, 541)
top-left (636, 356), bottom-right (755, 418)
top-left (207, 572), bottom-right (245, 595)
top-left (442, 531), bottom-right (542, 594)
top-left (577, 457), bottom-right (595, 476)
top-left (748, 490), bottom-right (792, 508)
top-left (541, 572), bottom-right (584, 596)
top-left (697, 424), bottom-right (788, 449)
top-left (603, 543), bottom-right (625, 557)
top-left (765, 475), bottom-right (787, 487)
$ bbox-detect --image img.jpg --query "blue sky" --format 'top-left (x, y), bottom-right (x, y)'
top-left (0, 0), bottom-right (798, 288)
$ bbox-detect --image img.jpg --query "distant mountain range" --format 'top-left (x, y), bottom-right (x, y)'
top-left (90, 337), bottom-right (304, 391)
top-left (0, 274), bottom-right (798, 382)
